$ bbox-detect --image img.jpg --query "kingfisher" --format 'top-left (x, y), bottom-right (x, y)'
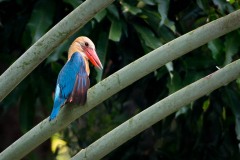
top-left (49, 36), bottom-right (103, 121)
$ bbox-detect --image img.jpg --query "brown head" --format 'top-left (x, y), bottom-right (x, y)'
top-left (68, 36), bottom-right (103, 69)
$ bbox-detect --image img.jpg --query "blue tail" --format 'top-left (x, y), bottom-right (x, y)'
top-left (49, 85), bottom-right (66, 121)
top-left (49, 98), bottom-right (65, 121)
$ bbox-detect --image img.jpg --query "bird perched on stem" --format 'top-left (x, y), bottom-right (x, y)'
top-left (49, 36), bottom-right (103, 121)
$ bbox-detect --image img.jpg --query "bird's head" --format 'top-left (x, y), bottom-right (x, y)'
top-left (68, 36), bottom-right (103, 69)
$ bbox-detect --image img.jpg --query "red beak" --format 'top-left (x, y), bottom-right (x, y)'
top-left (85, 48), bottom-right (103, 69)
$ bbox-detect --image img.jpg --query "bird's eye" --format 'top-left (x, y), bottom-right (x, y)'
top-left (85, 42), bottom-right (89, 47)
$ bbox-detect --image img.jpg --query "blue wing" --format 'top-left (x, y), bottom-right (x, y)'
top-left (68, 68), bottom-right (90, 105)
top-left (49, 52), bottom-right (90, 121)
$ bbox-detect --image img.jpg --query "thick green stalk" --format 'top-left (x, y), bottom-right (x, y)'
top-left (0, 0), bottom-right (114, 102)
top-left (72, 59), bottom-right (240, 160)
top-left (1, 9), bottom-right (240, 160)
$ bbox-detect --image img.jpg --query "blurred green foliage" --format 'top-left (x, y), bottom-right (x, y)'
top-left (1, 0), bottom-right (240, 159)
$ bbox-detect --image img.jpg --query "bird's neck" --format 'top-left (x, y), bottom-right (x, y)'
top-left (68, 43), bottom-right (82, 59)
top-left (68, 44), bottom-right (90, 75)
top-left (84, 58), bottom-right (90, 75)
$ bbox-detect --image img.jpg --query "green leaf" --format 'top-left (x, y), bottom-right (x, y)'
top-left (182, 50), bottom-right (216, 69)
top-left (202, 99), bottom-right (210, 112)
top-left (157, 0), bottom-right (169, 25)
top-left (228, 0), bottom-right (235, 4)
top-left (235, 116), bottom-right (240, 141)
top-left (175, 106), bottom-right (190, 118)
top-left (224, 32), bottom-right (240, 65)
top-left (196, 0), bottom-right (210, 11)
top-left (161, 18), bottom-right (176, 33)
top-left (157, 0), bottom-right (176, 32)
top-left (165, 62), bottom-right (173, 73)
top-left (133, 24), bottom-right (162, 50)
top-left (223, 88), bottom-right (240, 141)
top-left (208, 39), bottom-right (224, 64)
top-left (122, 2), bottom-right (142, 15)
top-left (109, 18), bottom-right (122, 42)
top-left (158, 26), bottom-right (175, 42)
top-left (24, 0), bottom-right (55, 44)
top-left (142, 0), bottom-right (155, 5)
top-left (154, 66), bottom-right (168, 80)
top-left (141, 9), bottom-right (161, 31)
top-left (96, 32), bottom-right (108, 81)
top-left (94, 9), bottom-right (107, 22)
top-left (212, 0), bottom-right (234, 14)
top-left (107, 4), bottom-right (119, 19)
top-left (223, 88), bottom-right (240, 116)
top-left (166, 71), bottom-right (183, 94)
top-left (63, 0), bottom-right (82, 8)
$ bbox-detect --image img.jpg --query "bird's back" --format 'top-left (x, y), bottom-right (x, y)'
top-left (49, 52), bottom-right (90, 121)
top-left (66, 52), bottom-right (90, 105)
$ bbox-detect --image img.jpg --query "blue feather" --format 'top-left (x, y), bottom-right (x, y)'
top-left (49, 85), bottom-right (64, 121)
top-left (49, 52), bottom-right (89, 121)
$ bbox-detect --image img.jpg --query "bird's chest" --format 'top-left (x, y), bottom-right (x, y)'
top-left (84, 59), bottom-right (90, 75)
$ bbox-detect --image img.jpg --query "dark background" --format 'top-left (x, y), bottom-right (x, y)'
top-left (1, 0), bottom-right (240, 159)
